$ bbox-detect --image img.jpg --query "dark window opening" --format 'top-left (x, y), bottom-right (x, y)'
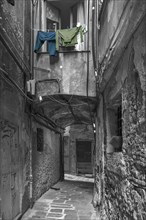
top-left (117, 105), bottom-right (122, 136)
top-left (47, 18), bottom-right (59, 32)
top-left (72, 4), bottom-right (77, 27)
top-left (37, 128), bottom-right (44, 152)
top-left (115, 105), bottom-right (122, 152)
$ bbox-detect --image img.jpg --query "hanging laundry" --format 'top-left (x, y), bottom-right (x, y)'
top-left (34, 31), bottom-right (57, 56)
top-left (56, 26), bottom-right (84, 51)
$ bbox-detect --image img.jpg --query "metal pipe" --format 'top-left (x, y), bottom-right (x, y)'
top-left (86, 0), bottom-right (96, 140)
top-left (92, 0), bottom-right (97, 71)
top-left (32, 114), bottom-right (62, 134)
top-left (34, 112), bottom-right (64, 130)
top-left (29, 105), bottom-right (33, 208)
top-left (36, 78), bottom-right (61, 93)
top-left (31, 0), bottom-right (35, 79)
top-left (86, 0), bottom-right (90, 98)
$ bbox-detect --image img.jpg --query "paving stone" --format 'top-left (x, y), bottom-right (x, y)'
top-left (64, 210), bottom-right (77, 214)
top-left (51, 203), bottom-right (73, 208)
top-left (21, 175), bottom-right (97, 220)
top-left (47, 212), bottom-right (64, 218)
top-left (53, 199), bottom-right (66, 203)
top-left (65, 214), bottom-right (78, 220)
top-left (33, 206), bottom-right (49, 211)
top-left (31, 219), bottom-right (57, 220)
top-left (31, 212), bottom-right (48, 219)
top-left (78, 215), bottom-right (91, 220)
top-left (50, 208), bottom-right (63, 213)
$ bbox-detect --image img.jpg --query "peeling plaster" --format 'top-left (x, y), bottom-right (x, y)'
top-left (107, 0), bottom-right (114, 23)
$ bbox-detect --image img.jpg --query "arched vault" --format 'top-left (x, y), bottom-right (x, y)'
top-left (33, 94), bottom-right (97, 130)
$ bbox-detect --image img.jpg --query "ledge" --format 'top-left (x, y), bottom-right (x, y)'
top-left (36, 50), bottom-right (90, 54)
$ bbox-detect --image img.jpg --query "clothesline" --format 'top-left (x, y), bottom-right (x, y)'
top-left (34, 25), bottom-right (86, 56)
top-left (32, 24), bottom-right (87, 32)
top-left (32, 28), bottom-right (49, 31)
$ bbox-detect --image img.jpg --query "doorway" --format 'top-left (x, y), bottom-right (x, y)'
top-left (76, 140), bottom-right (92, 174)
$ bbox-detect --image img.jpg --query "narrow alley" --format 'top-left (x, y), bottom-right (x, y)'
top-left (0, 0), bottom-right (146, 220)
top-left (22, 175), bottom-right (97, 220)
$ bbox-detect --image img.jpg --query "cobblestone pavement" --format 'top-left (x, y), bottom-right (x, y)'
top-left (21, 174), bottom-right (98, 220)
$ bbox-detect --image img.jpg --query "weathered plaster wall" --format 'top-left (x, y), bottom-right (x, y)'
top-left (0, 0), bottom-right (24, 46)
top-left (32, 123), bottom-right (60, 201)
top-left (35, 51), bottom-right (95, 97)
top-left (98, 0), bottom-right (146, 92)
top-left (0, 28), bottom-right (30, 220)
top-left (64, 124), bottom-right (95, 174)
top-left (0, 0), bottom-right (32, 218)
top-left (34, 2), bottom-right (96, 97)
top-left (99, 0), bottom-right (127, 62)
top-left (102, 17), bottom-right (146, 220)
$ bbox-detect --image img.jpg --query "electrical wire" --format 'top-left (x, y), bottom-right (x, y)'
top-left (0, 68), bottom-right (66, 131)
top-left (42, 95), bottom-right (92, 107)
top-left (0, 67), bottom-right (95, 109)
top-left (32, 114), bottom-right (62, 134)
top-left (0, 24), bottom-right (31, 77)
top-left (0, 67), bottom-right (34, 102)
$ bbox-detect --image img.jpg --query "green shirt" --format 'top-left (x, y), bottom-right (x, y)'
top-left (56, 26), bottom-right (84, 51)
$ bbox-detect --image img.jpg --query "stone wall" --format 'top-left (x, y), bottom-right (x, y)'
top-left (103, 17), bottom-right (146, 220)
top-left (32, 123), bottom-right (61, 201)
top-left (0, 0), bottom-right (31, 218)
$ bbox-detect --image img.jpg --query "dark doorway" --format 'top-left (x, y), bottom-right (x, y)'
top-left (76, 140), bottom-right (92, 174)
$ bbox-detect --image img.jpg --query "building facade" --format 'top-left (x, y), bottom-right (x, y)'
top-left (0, 1), bottom-right (62, 219)
top-left (1, 0), bottom-right (146, 220)
top-left (94, 1), bottom-right (146, 219)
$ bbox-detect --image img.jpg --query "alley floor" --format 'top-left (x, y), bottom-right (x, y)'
top-left (21, 174), bottom-right (98, 220)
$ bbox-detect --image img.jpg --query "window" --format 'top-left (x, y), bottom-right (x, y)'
top-left (116, 105), bottom-right (123, 152)
top-left (37, 128), bottom-right (44, 152)
top-left (71, 4), bottom-right (77, 28)
top-left (107, 99), bottom-right (123, 153)
top-left (46, 18), bottom-right (59, 32)
top-left (117, 105), bottom-right (122, 137)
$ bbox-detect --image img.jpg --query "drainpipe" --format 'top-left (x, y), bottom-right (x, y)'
top-left (86, 0), bottom-right (90, 98)
top-left (29, 106), bottom-right (33, 208)
top-left (29, 0), bottom-right (34, 208)
top-left (60, 134), bottom-right (64, 181)
top-left (31, 0), bottom-right (34, 79)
